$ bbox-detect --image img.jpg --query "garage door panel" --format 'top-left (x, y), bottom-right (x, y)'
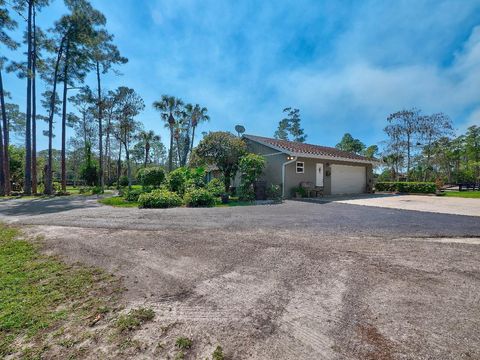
top-left (331, 164), bottom-right (366, 194)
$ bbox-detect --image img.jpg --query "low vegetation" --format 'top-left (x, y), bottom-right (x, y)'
top-left (138, 189), bottom-right (183, 208)
top-left (375, 181), bottom-right (436, 194)
top-left (184, 188), bottom-right (216, 207)
top-left (444, 191), bottom-right (480, 199)
top-left (115, 308), bottom-right (155, 333)
top-left (0, 223), bottom-right (122, 358)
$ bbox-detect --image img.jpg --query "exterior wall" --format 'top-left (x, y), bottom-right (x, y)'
top-left (241, 138), bottom-right (374, 198)
top-left (240, 139), bottom-right (288, 187)
top-left (284, 157), bottom-right (374, 197)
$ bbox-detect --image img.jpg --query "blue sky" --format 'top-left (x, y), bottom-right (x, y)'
top-left (4, 0), bottom-right (480, 150)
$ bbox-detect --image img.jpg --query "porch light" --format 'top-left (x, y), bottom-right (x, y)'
top-left (287, 156), bottom-right (295, 160)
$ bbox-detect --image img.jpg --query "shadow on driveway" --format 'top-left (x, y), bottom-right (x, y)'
top-left (0, 196), bottom-right (100, 217)
top-left (292, 192), bottom-right (402, 204)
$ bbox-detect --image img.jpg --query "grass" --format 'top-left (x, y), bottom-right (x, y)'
top-left (212, 345), bottom-right (225, 360)
top-left (214, 196), bottom-right (256, 207)
top-left (99, 196), bottom-right (140, 208)
top-left (444, 191), bottom-right (480, 198)
top-left (115, 308), bottom-right (155, 333)
top-left (175, 337), bottom-right (192, 350)
top-left (0, 223), bottom-right (121, 358)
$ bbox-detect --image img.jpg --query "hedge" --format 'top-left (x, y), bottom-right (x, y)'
top-left (138, 189), bottom-right (183, 208)
top-left (184, 188), bottom-right (216, 207)
top-left (375, 182), bottom-right (436, 194)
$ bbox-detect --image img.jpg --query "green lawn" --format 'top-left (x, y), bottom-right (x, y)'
top-left (444, 191), bottom-right (480, 199)
top-left (99, 196), bottom-right (140, 208)
top-left (0, 224), bottom-right (121, 358)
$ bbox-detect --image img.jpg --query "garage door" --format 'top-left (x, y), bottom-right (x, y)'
top-left (331, 164), bottom-right (366, 194)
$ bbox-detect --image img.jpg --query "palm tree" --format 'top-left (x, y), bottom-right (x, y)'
top-left (153, 95), bottom-right (184, 171)
top-left (186, 104), bottom-right (209, 155)
top-left (137, 130), bottom-right (160, 168)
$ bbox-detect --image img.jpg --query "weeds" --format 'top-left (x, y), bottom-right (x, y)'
top-left (175, 336), bottom-right (193, 350)
top-left (115, 307), bottom-right (155, 333)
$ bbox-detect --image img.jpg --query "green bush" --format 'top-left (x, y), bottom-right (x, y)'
top-left (138, 189), bottom-right (183, 208)
top-left (138, 167), bottom-right (165, 188)
top-left (123, 188), bottom-right (144, 202)
top-left (167, 168), bottom-right (189, 194)
top-left (53, 182), bottom-right (62, 193)
top-left (238, 153), bottom-right (266, 201)
top-left (375, 182), bottom-right (436, 194)
top-left (91, 186), bottom-right (103, 195)
top-left (206, 178), bottom-right (225, 197)
top-left (119, 176), bottom-right (129, 187)
top-left (266, 184), bottom-right (282, 201)
top-left (184, 188), bottom-right (216, 207)
top-left (291, 186), bottom-right (307, 197)
top-left (185, 166), bottom-right (206, 190)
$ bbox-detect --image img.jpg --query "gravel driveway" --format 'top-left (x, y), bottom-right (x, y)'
top-left (1, 196), bottom-right (479, 359)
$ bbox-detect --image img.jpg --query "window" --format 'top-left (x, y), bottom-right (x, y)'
top-left (296, 161), bottom-right (304, 174)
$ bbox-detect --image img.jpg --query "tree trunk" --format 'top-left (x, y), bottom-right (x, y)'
top-left (31, 5), bottom-right (37, 194)
top-left (144, 142), bottom-right (149, 168)
top-left (61, 39), bottom-right (70, 193)
top-left (124, 140), bottom-right (131, 190)
top-left (406, 133), bottom-right (411, 181)
top-left (24, 1), bottom-right (33, 195)
top-left (46, 38), bottom-right (65, 194)
top-left (105, 115), bottom-right (111, 182)
top-left (190, 125), bottom-right (196, 156)
top-left (96, 61), bottom-right (103, 190)
top-left (0, 71), bottom-right (4, 196)
top-left (0, 68), bottom-right (8, 196)
top-left (116, 139), bottom-right (122, 189)
top-left (176, 137), bottom-right (181, 167)
top-left (168, 127), bottom-right (173, 171)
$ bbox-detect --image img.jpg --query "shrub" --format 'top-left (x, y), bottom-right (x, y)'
top-left (53, 181), bottom-right (62, 193)
top-left (238, 153), bottom-right (266, 201)
top-left (80, 163), bottom-right (98, 186)
top-left (185, 166), bottom-right (206, 190)
top-left (291, 186), bottom-right (307, 197)
top-left (266, 184), bottom-right (282, 201)
top-left (138, 189), bottom-right (182, 208)
top-left (119, 176), bottom-right (129, 187)
top-left (123, 188), bottom-right (144, 202)
top-left (206, 178), bottom-right (225, 197)
top-left (184, 188), bottom-right (216, 207)
top-left (167, 168), bottom-right (189, 194)
top-left (375, 182), bottom-right (436, 194)
top-left (138, 167), bottom-right (165, 188)
top-left (91, 186), bottom-right (103, 195)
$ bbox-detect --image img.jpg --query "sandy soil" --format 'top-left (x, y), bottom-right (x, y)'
top-left (1, 197), bottom-right (480, 359)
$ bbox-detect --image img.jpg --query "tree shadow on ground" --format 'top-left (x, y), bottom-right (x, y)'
top-left (0, 196), bottom-right (100, 216)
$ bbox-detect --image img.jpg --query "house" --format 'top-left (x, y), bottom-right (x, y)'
top-left (242, 134), bottom-right (377, 198)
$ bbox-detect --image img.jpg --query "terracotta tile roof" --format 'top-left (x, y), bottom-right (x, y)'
top-left (244, 134), bottom-right (374, 162)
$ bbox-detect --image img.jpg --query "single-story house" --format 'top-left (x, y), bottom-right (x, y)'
top-left (242, 134), bottom-right (377, 198)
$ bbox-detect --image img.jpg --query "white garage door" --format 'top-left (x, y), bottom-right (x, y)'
top-left (331, 164), bottom-right (366, 194)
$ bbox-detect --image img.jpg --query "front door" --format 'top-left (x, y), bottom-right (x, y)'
top-left (316, 163), bottom-right (324, 187)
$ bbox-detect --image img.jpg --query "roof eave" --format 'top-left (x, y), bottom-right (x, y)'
top-left (244, 135), bottom-right (379, 165)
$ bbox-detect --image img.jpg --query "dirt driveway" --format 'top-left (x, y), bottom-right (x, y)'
top-left (0, 196), bottom-right (479, 359)
top-left (329, 193), bottom-right (480, 217)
